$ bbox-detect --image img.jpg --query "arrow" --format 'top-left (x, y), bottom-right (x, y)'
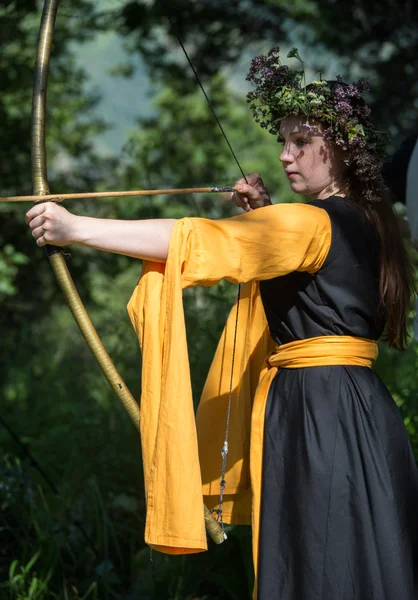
top-left (0, 186), bottom-right (235, 203)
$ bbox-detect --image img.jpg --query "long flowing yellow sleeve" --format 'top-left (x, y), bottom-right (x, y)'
top-left (127, 203), bottom-right (331, 555)
top-left (181, 202), bottom-right (331, 286)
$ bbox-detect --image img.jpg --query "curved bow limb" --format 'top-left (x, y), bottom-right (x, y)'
top-left (32, 0), bottom-right (225, 546)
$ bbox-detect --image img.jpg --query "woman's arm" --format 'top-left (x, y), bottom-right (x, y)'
top-left (25, 172), bottom-right (270, 261)
top-left (25, 202), bottom-right (176, 262)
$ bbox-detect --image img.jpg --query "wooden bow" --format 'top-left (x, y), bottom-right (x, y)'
top-left (32, 0), bottom-right (225, 545)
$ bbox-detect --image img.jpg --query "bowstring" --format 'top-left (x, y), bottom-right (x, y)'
top-left (167, 17), bottom-right (248, 184)
top-left (167, 17), bottom-right (247, 531)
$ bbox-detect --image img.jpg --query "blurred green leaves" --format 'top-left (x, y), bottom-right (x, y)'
top-left (0, 243), bottom-right (28, 296)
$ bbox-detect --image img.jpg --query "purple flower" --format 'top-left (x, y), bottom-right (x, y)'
top-left (356, 77), bottom-right (371, 92)
top-left (268, 46), bottom-right (281, 57)
top-left (345, 84), bottom-right (360, 98)
top-left (335, 101), bottom-right (353, 117)
top-left (333, 85), bottom-right (347, 100)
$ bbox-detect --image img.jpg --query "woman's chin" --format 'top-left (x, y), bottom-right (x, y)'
top-left (289, 181), bottom-right (307, 194)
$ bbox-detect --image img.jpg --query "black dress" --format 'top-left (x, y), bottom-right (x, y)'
top-left (257, 197), bottom-right (418, 599)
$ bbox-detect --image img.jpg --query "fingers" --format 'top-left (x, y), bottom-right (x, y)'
top-left (230, 184), bottom-right (252, 212)
top-left (25, 202), bottom-right (46, 224)
top-left (231, 171), bottom-right (272, 212)
top-left (28, 213), bottom-right (49, 246)
top-left (25, 202), bottom-right (71, 247)
top-left (243, 172), bottom-right (262, 186)
top-left (32, 225), bottom-right (47, 247)
top-left (232, 173), bottom-right (261, 190)
top-left (234, 182), bottom-right (259, 199)
top-left (26, 204), bottom-right (45, 245)
top-left (29, 214), bottom-right (47, 231)
top-left (231, 179), bottom-right (262, 212)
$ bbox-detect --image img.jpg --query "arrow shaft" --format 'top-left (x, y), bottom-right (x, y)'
top-left (0, 186), bottom-right (235, 203)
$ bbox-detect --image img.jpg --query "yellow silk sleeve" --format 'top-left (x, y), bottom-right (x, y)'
top-left (181, 202), bottom-right (331, 287)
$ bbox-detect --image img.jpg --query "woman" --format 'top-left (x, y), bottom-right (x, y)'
top-left (26, 48), bottom-right (418, 599)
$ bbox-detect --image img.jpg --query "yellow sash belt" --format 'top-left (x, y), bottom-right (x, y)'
top-left (268, 334), bottom-right (378, 369)
top-left (250, 334), bottom-right (378, 598)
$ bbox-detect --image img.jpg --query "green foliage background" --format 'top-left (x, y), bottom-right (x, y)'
top-left (0, 1), bottom-right (417, 598)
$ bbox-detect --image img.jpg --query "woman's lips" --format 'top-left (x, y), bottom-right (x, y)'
top-left (286, 171), bottom-right (298, 178)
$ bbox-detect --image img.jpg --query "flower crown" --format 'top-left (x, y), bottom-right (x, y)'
top-left (246, 47), bottom-right (388, 202)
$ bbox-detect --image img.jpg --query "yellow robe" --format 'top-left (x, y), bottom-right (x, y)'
top-left (127, 202), bottom-right (332, 553)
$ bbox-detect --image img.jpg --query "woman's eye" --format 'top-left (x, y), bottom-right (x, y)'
top-left (278, 136), bottom-right (285, 144)
top-left (296, 138), bottom-right (308, 147)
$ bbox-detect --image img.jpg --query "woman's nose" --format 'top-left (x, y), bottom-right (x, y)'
top-left (279, 144), bottom-right (294, 165)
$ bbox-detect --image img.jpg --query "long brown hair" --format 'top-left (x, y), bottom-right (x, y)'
top-left (320, 78), bottom-right (416, 350)
top-left (347, 174), bottom-right (416, 350)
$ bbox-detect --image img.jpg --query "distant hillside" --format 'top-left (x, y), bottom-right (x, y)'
top-left (73, 30), bottom-right (153, 155)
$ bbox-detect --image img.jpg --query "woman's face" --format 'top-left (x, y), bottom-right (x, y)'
top-left (279, 116), bottom-right (346, 199)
